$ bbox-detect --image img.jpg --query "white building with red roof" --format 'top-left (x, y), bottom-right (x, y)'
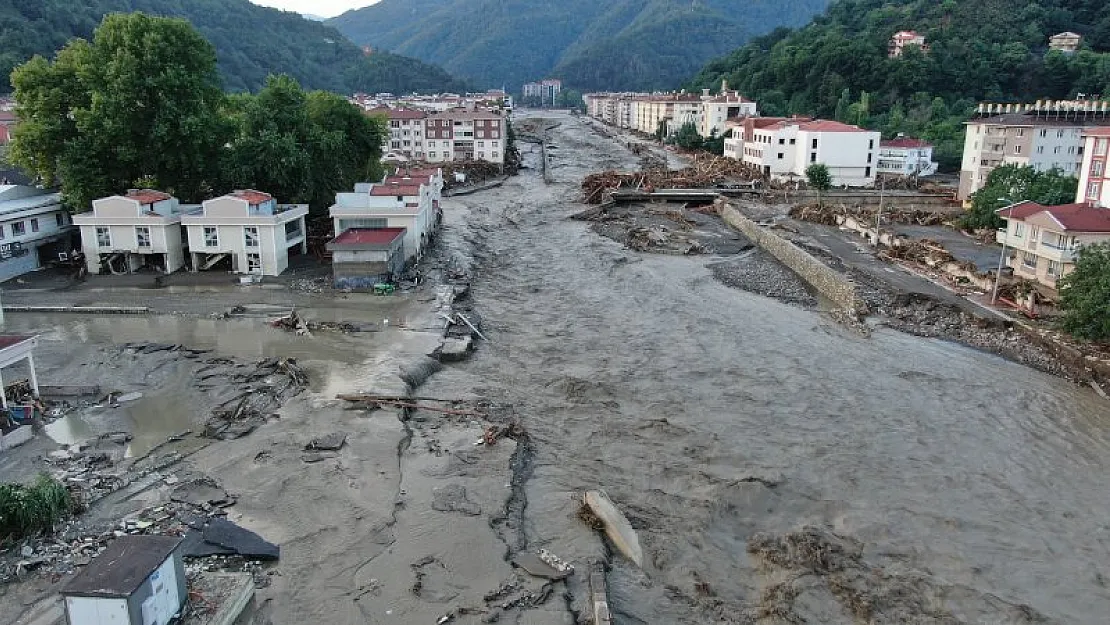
top-left (74, 189), bottom-right (199, 275)
top-left (730, 118), bottom-right (881, 186)
top-left (181, 189), bottom-right (308, 276)
top-left (326, 227), bottom-right (407, 288)
top-left (877, 134), bottom-right (938, 177)
top-left (889, 30), bottom-right (927, 58)
top-left (698, 84), bottom-right (758, 138)
top-left (996, 200), bottom-right (1110, 290)
top-left (367, 106), bottom-right (429, 161)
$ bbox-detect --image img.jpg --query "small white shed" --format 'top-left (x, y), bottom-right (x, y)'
top-left (61, 536), bottom-right (186, 625)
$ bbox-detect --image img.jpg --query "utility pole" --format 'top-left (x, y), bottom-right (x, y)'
top-left (873, 175), bottom-right (885, 247)
top-left (990, 199), bottom-right (1015, 304)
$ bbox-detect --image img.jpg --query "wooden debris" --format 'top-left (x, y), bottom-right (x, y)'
top-left (581, 155), bottom-right (761, 204)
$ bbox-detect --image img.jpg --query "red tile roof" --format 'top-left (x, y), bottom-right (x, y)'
top-left (998, 201), bottom-right (1110, 232)
top-left (1083, 127), bottom-right (1110, 137)
top-left (230, 189), bottom-right (273, 204)
top-left (126, 189), bottom-right (172, 204)
top-left (386, 174), bottom-right (431, 185)
top-left (331, 228), bottom-right (406, 246)
top-left (882, 137), bottom-right (932, 148)
top-left (795, 120), bottom-right (873, 132)
top-left (370, 184), bottom-right (422, 197)
top-left (0, 335), bottom-right (33, 350)
top-left (0, 112), bottom-right (16, 123)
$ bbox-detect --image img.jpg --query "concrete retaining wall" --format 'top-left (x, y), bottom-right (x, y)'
top-left (718, 199), bottom-right (869, 315)
top-left (0, 425), bottom-right (34, 451)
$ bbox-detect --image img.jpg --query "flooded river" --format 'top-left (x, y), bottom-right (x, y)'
top-left (428, 113), bottom-right (1110, 623)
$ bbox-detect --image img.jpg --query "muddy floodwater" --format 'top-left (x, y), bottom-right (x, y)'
top-left (425, 113), bottom-right (1110, 623)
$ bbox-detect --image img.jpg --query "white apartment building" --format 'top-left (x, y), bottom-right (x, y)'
top-left (329, 169), bottom-right (442, 263)
top-left (181, 190), bottom-right (308, 276)
top-left (424, 110), bottom-right (506, 164)
top-left (370, 107), bottom-right (428, 161)
top-left (698, 89), bottom-right (758, 138)
top-left (1077, 127), bottom-right (1110, 207)
top-left (0, 185), bottom-right (76, 282)
top-left (958, 101), bottom-right (1110, 201)
top-left (877, 135), bottom-right (938, 176)
top-left (73, 190), bottom-right (196, 275)
top-left (731, 118), bottom-right (881, 186)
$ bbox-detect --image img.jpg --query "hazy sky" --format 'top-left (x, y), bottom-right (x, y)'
top-left (250, 0), bottom-right (379, 18)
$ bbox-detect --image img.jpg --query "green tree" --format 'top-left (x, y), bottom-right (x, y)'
top-left (806, 163), bottom-right (832, 205)
top-left (10, 13), bottom-right (227, 210)
top-left (674, 121), bottom-right (704, 151)
top-left (1058, 242), bottom-right (1110, 342)
top-left (963, 164), bottom-right (1077, 230)
top-left (702, 130), bottom-right (725, 155)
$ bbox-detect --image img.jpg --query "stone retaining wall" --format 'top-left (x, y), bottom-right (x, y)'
top-left (718, 199), bottom-right (869, 314)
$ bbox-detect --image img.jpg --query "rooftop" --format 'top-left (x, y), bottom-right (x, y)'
top-left (370, 184), bottom-right (422, 197)
top-left (330, 227), bottom-right (406, 247)
top-left (0, 335), bottom-right (34, 351)
top-left (0, 186), bottom-right (61, 215)
top-left (229, 189), bottom-right (273, 204)
top-left (367, 106), bottom-right (427, 120)
top-left (126, 189), bottom-right (172, 204)
top-left (62, 536), bottom-right (182, 598)
top-left (882, 136), bottom-right (932, 148)
top-left (769, 119), bottom-right (872, 132)
top-left (998, 201), bottom-right (1110, 232)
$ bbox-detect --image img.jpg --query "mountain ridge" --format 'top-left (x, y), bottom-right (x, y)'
top-left (328, 0), bottom-right (832, 91)
top-left (0, 0), bottom-right (467, 94)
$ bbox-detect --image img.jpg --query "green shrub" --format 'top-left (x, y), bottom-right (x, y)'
top-left (0, 474), bottom-right (73, 541)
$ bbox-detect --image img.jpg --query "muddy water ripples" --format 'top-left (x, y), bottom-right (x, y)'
top-left (427, 113), bottom-right (1110, 623)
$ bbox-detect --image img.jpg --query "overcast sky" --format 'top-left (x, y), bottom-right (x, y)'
top-left (250, 0), bottom-right (379, 18)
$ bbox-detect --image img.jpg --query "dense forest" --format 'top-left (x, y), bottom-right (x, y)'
top-left (0, 0), bottom-right (467, 94)
top-left (329, 0), bottom-right (832, 92)
top-left (688, 0), bottom-right (1110, 169)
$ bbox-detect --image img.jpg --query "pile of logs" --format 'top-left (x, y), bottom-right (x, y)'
top-left (788, 203), bottom-right (949, 227)
top-left (581, 155), bottom-right (760, 204)
top-left (441, 160), bottom-right (504, 188)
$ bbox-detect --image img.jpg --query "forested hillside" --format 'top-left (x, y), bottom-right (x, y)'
top-left (688, 0), bottom-right (1110, 168)
top-left (0, 0), bottom-right (467, 94)
top-left (329, 0), bottom-right (831, 91)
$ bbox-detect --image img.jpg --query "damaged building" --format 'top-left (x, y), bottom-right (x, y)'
top-left (182, 190), bottom-right (308, 276)
top-left (73, 190), bottom-right (195, 275)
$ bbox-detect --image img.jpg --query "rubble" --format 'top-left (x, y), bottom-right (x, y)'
top-left (581, 155), bottom-right (759, 204)
top-left (789, 202), bottom-right (948, 227)
top-left (304, 432), bottom-right (347, 451)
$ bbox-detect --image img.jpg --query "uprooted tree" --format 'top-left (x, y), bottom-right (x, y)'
top-left (1058, 242), bottom-right (1110, 342)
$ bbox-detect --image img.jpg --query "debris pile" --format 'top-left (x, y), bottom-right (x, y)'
top-left (581, 156), bottom-right (758, 203)
top-left (201, 357), bottom-right (306, 440)
top-left (788, 202), bottom-right (948, 226)
top-left (441, 160), bottom-right (504, 189)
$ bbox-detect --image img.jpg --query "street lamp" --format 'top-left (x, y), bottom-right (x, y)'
top-left (990, 197), bottom-right (1016, 305)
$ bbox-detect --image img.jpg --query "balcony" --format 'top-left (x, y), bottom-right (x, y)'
top-left (1036, 240), bottom-right (1077, 262)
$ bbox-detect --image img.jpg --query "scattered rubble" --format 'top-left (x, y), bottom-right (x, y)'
top-left (581, 155), bottom-right (758, 204)
top-left (789, 202), bottom-right (948, 227)
top-left (572, 201), bottom-right (751, 255)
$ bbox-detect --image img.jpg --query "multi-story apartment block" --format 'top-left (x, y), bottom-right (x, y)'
top-left (877, 135), bottom-right (938, 177)
top-left (181, 190), bottom-right (308, 276)
top-left (889, 30), bottom-right (927, 58)
top-left (329, 168), bottom-right (443, 264)
top-left (522, 79), bottom-right (562, 107)
top-left (1049, 32), bottom-right (1082, 53)
top-left (368, 107), bottom-right (507, 165)
top-left (698, 88), bottom-right (758, 138)
top-left (1078, 127), bottom-right (1110, 207)
top-left (995, 200), bottom-right (1110, 290)
top-left (586, 89), bottom-right (757, 138)
top-left (0, 185), bottom-right (76, 282)
top-left (958, 101), bottom-right (1110, 201)
top-left (729, 118), bottom-right (881, 186)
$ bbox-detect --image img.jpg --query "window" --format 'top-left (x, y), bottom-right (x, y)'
top-left (1054, 146), bottom-right (1061, 154)
top-left (1094, 160), bottom-right (1104, 176)
top-left (1017, 129), bottom-right (1025, 137)
top-left (1096, 138), bottom-right (1109, 155)
top-left (1037, 146), bottom-right (1044, 154)
top-left (491, 140), bottom-right (499, 147)
top-left (429, 151), bottom-right (437, 158)
top-left (1046, 260), bottom-right (1061, 278)
top-left (1022, 252), bottom-right (1037, 269)
top-left (1068, 146), bottom-right (1075, 155)
top-left (246, 252), bottom-right (262, 274)
top-left (30, 218), bottom-right (39, 233)
top-left (11, 221), bottom-right (25, 236)
top-left (0, 225), bottom-right (5, 239)
top-left (396, 195), bottom-right (403, 201)
top-left (135, 226), bottom-right (151, 248)
top-left (493, 151), bottom-right (499, 158)
top-left (778, 138), bottom-right (785, 145)
top-left (1089, 182), bottom-right (1101, 199)
top-left (812, 138), bottom-right (818, 149)
top-left (478, 152), bottom-right (485, 159)
top-left (1057, 130), bottom-right (1065, 138)
top-left (477, 141), bottom-right (484, 147)
top-left (1039, 129), bottom-right (1047, 137)
top-left (810, 153), bottom-right (817, 163)
top-left (1013, 222), bottom-right (1024, 237)
top-left (777, 152), bottom-right (784, 159)
top-left (867, 153), bottom-right (873, 163)
top-left (96, 226), bottom-right (111, 247)
top-left (390, 120), bottom-right (400, 128)
top-left (1014, 145), bottom-right (1022, 154)
top-left (56, 213), bottom-right (65, 227)
top-left (868, 139), bottom-right (874, 149)
top-left (866, 166), bottom-right (872, 177)
top-left (789, 138), bottom-right (796, 145)
top-left (245, 226), bottom-right (259, 248)
top-left (204, 226), bottom-right (218, 247)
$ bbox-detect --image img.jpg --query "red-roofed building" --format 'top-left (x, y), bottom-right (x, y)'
top-left (181, 190), bottom-right (307, 276)
top-left (74, 190), bottom-right (199, 275)
top-left (0, 111), bottom-right (16, 145)
top-left (877, 134), bottom-right (938, 177)
top-left (698, 82), bottom-right (759, 137)
top-left (996, 199), bottom-right (1110, 290)
top-left (727, 117), bottom-right (882, 186)
top-left (368, 107), bottom-right (429, 161)
top-left (889, 30), bottom-right (927, 58)
top-left (327, 227), bottom-right (407, 288)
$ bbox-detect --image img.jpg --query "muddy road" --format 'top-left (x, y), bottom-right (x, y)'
top-left (430, 112), bottom-right (1110, 623)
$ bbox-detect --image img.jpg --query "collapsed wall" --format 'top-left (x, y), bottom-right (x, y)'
top-left (717, 198), bottom-right (869, 316)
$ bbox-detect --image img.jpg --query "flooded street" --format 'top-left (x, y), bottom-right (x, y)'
top-left (428, 112), bottom-right (1110, 623)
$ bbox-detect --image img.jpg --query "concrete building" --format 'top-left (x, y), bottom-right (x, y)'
top-left (0, 111), bottom-right (15, 145)
top-left (424, 109), bottom-right (507, 164)
top-left (1077, 127), bottom-right (1110, 207)
top-left (889, 30), bottom-right (927, 57)
top-left (959, 101), bottom-right (1110, 201)
top-left (328, 168), bottom-right (442, 264)
top-left (61, 536), bottom-right (186, 625)
top-left (369, 107), bottom-right (428, 161)
top-left (996, 200), bottom-right (1110, 290)
top-left (327, 227), bottom-right (407, 288)
top-left (1049, 31), bottom-right (1082, 53)
top-left (877, 135), bottom-right (938, 177)
top-left (729, 118), bottom-right (880, 186)
top-left (74, 190), bottom-right (196, 276)
top-left (0, 185), bottom-right (76, 282)
top-left (181, 190), bottom-right (308, 276)
top-left (522, 79), bottom-right (562, 107)
top-left (698, 86), bottom-right (758, 138)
